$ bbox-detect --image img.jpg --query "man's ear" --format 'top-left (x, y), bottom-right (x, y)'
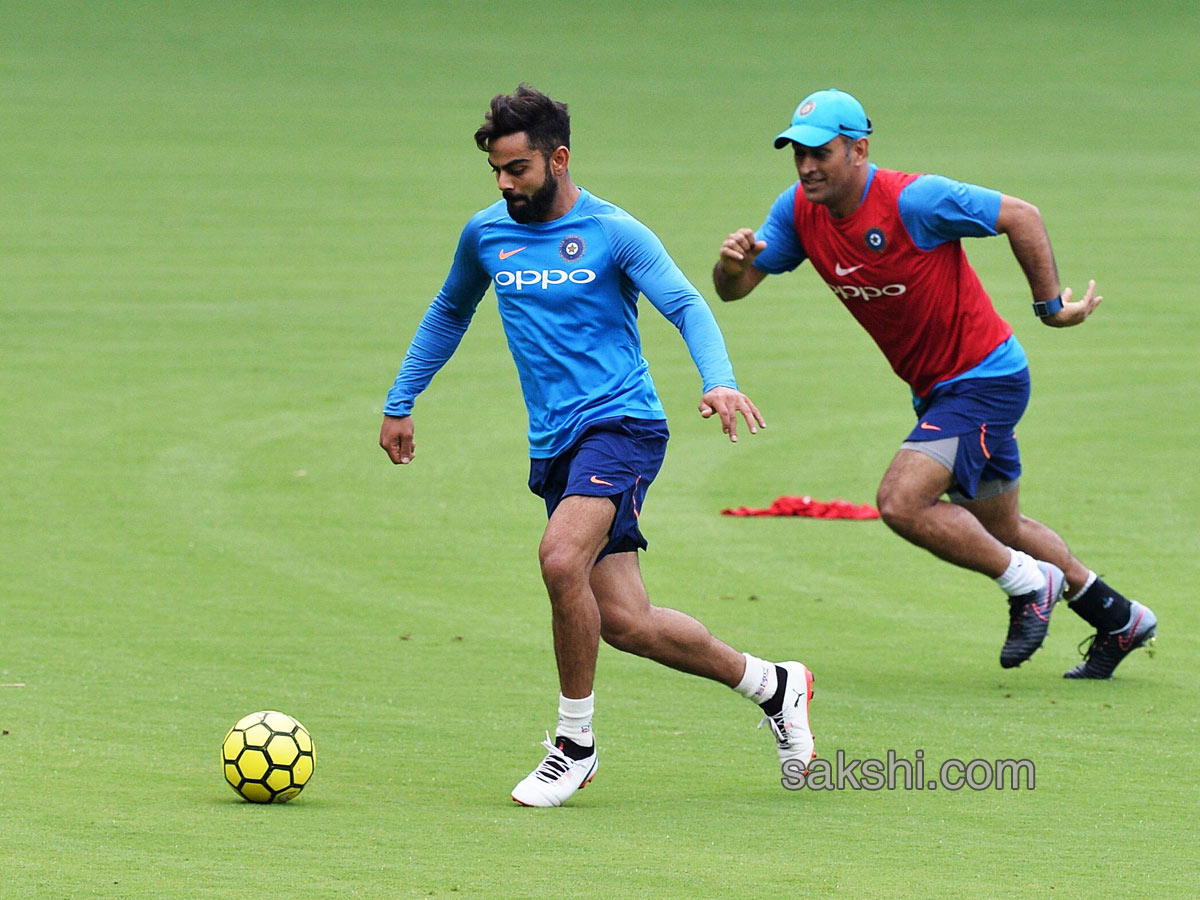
top-left (550, 145), bottom-right (570, 176)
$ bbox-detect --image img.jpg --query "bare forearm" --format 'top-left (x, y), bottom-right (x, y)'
top-left (996, 195), bottom-right (1059, 302)
top-left (712, 261), bottom-right (755, 301)
top-left (995, 194), bottom-right (1102, 328)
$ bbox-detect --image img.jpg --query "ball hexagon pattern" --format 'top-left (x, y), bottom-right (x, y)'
top-left (221, 710), bottom-right (315, 803)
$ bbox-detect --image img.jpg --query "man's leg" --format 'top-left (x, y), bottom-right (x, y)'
top-left (537, 495), bottom-right (614, 698)
top-left (876, 448), bottom-right (1011, 575)
top-left (961, 486), bottom-right (1157, 679)
top-left (957, 485), bottom-right (1089, 591)
top-left (885, 367), bottom-right (1155, 677)
top-left (511, 495), bottom-right (611, 808)
top-left (960, 482), bottom-right (1157, 677)
top-left (590, 551), bottom-right (816, 777)
top-left (589, 550), bottom-right (744, 684)
top-left (876, 448), bottom-right (1065, 668)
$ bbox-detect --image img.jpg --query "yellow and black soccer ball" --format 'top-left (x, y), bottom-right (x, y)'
top-left (221, 710), bottom-right (315, 803)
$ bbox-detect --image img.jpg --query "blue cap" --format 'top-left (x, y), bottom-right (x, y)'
top-left (773, 89), bottom-right (872, 149)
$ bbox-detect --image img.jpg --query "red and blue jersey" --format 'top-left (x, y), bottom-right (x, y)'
top-left (754, 165), bottom-right (1026, 399)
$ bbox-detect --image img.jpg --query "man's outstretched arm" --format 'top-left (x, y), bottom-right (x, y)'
top-left (995, 195), bottom-right (1101, 327)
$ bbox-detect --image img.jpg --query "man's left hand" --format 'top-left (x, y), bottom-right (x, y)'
top-left (1043, 279), bottom-right (1102, 327)
top-left (698, 386), bottom-right (765, 443)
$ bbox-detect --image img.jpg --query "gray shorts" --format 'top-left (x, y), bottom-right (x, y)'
top-left (901, 436), bottom-right (1019, 504)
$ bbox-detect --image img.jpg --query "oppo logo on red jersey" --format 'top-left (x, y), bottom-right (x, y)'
top-left (494, 269), bottom-right (598, 291)
top-left (829, 282), bottom-right (907, 301)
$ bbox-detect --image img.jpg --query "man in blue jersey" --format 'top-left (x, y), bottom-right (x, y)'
top-left (380, 85), bottom-right (815, 807)
top-left (713, 88), bottom-right (1156, 680)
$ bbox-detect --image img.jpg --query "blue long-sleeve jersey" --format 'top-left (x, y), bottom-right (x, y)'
top-left (385, 189), bottom-right (737, 458)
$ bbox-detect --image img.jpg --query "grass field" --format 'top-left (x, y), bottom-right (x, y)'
top-left (3, 1), bottom-right (1199, 897)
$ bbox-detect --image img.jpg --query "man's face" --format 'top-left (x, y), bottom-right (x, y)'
top-left (792, 136), bottom-right (867, 213)
top-left (488, 132), bottom-right (559, 224)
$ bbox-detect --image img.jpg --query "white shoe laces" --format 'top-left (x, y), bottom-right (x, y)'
top-left (757, 711), bottom-right (791, 746)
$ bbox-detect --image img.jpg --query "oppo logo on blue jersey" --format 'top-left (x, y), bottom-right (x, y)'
top-left (494, 269), bottom-right (598, 291)
top-left (829, 283), bottom-right (907, 301)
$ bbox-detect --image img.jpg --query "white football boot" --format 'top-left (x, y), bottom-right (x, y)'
top-left (511, 732), bottom-right (598, 807)
top-left (759, 661), bottom-right (815, 773)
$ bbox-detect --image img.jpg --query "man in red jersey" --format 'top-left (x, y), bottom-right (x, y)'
top-left (713, 88), bottom-right (1156, 679)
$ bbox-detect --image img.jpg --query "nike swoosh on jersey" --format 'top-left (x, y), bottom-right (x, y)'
top-left (919, 422), bottom-right (942, 431)
top-left (589, 475), bottom-right (614, 486)
top-left (498, 246), bottom-right (527, 260)
top-left (834, 263), bottom-right (865, 276)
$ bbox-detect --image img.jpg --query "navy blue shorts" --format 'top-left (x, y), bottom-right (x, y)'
top-left (528, 416), bottom-right (669, 560)
top-left (904, 370), bottom-right (1031, 501)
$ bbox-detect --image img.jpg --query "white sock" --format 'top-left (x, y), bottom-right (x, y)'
top-left (733, 653), bottom-right (778, 704)
top-left (1067, 570), bottom-right (1097, 601)
top-left (556, 693), bottom-right (594, 747)
top-left (995, 549), bottom-right (1047, 596)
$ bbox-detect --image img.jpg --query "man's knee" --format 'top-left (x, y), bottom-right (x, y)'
top-left (877, 450), bottom-right (952, 535)
top-left (876, 480), bottom-right (925, 535)
top-left (538, 541), bottom-right (590, 593)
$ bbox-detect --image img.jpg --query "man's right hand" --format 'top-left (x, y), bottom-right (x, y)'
top-left (380, 414), bottom-right (415, 464)
top-left (719, 228), bottom-right (767, 275)
top-left (714, 229), bottom-right (768, 301)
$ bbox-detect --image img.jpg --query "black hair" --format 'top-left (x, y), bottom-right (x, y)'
top-left (474, 84), bottom-right (570, 154)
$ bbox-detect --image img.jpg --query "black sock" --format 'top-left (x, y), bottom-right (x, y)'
top-left (555, 735), bottom-right (595, 760)
top-left (757, 665), bottom-right (790, 717)
top-left (1067, 576), bottom-right (1133, 632)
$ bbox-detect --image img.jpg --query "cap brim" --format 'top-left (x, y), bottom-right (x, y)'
top-left (773, 124), bottom-right (841, 149)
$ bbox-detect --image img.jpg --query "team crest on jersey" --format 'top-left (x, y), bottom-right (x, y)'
top-left (864, 227), bottom-right (886, 252)
top-left (559, 235), bottom-right (586, 262)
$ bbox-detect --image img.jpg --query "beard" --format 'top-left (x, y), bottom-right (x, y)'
top-left (504, 171), bottom-right (559, 224)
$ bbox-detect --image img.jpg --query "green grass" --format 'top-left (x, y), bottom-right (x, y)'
top-left (3, 1), bottom-right (1198, 897)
